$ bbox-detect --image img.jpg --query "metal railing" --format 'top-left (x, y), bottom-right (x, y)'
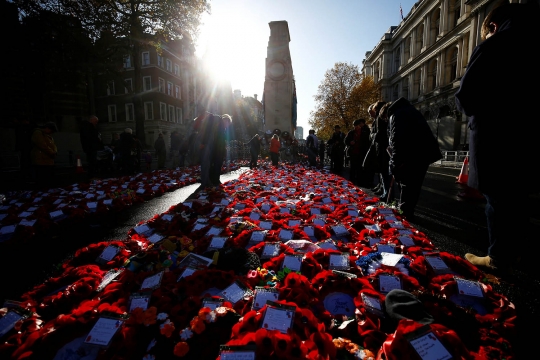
top-left (433, 151), bottom-right (469, 168)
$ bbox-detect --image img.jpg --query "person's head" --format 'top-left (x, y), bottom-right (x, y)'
top-left (222, 114), bottom-right (232, 128)
top-left (309, 129), bottom-right (315, 134)
top-left (380, 102), bottom-right (392, 121)
top-left (89, 115), bottom-right (99, 126)
top-left (353, 119), bottom-right (366, 128)
top-left (369, 101), bottom-right (386, 118)
top-left (480, 1), bottom-right (534, 40)
top-left (272, 134), bottom-right (278, 140)
top-left (334, 125), bottom-right (341, 132)
top-left (125, 128), bottom-right (133, 134)
top-left (158, 133), bottom-right (163, 138)
top-left (43, 122), bottom-right (58, 134)
top-left (113, 132), bottom-right (119, 139)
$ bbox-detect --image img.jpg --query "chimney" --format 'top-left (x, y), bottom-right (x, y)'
top-left (254, 94), bottom-right (258, 101)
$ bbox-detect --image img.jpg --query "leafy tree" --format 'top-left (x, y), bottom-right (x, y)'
top-left (309, 62), bottom-right (381, 137)
top-left (14, 0), bottom-right (210, 145)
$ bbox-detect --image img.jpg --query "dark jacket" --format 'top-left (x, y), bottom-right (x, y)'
top-left (344, 125), bottom-right (370, 158)
top-left (154, 136), bottom-right (166, 155)
top-left (388, 98), bottom-right (442, 179)
top-left (246, 135), bottom-right (261, 153)
top-left (374, 117), bottom-right (390, 167)
top-left (80, 121), bottom-right (101, 153)
top-left (455, 4), bottom-right (538, 195)
top-left (327, 131), bottom-right (345, 156)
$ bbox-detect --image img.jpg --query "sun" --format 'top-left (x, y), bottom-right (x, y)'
top-left (196, 11), bottom-right (266, 95)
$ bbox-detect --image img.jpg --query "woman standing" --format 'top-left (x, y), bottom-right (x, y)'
top-left (154, 133), bottom-right (167, 169)
top-left (31, 122), bottom-right (58, 190)
top-left (269, 134), bottom-right (281, 167)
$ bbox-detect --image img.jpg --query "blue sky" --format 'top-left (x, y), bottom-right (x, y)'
top-left (195, 0), bottom-right (418, 134)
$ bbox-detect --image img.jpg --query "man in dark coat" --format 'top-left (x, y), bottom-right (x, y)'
top-left (455, 2), bottom-right (539, 271)
top-left (327, 125), bottom-right (345, 173)
top-left (79, 115), bottom-right (102, 178)
top-left (245, 133), bottom-right (261, 168)
top-left (388, 98), bottom-right (442, 219)
top-left (344, 119), bottom-right (371, 186)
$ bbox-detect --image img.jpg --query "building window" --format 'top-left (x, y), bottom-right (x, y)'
top-left (108, 105), bottom-right (117, 122)
top-left (168, 105), bottom-right (175, 123)
top-left (417, 24), bottom-right (424, 53)
top-left (160, 102), bottom-right (167, 120)
top-left (446, 47), bottom-right (459, 83)
top-left (413, 68), bottom-right (421, 98)
top-left (142, 52), bottom-right (150, 66)
top-left (167, 82), bottom-right (173, 96)
top-left (143, 76), bottom-right (151, 91)
top-left (427, 59), bottom-right (437, 92)
top-left (126, 103), bottom-right (134, 122)
top-left (392, 84), bottom-right (399, 100)
top-left (394, 46), bottom-right (401, 74)
top-left (159, 78), bottom-right (165, 93)
top-left (176, 107), bottom-right (183, 124)
top-left (402, 77), bottom-right (409, 100)
top-left (431, 10), bottom-right (441, 44)
top-left (451, 0), bottom-right (461, 28)
top-left (157, 55), bottom-right (164, 67)
top-left (174, 64), bottom-right (180, 75)
top-left (125, 78), bottom-right (132, 94)
top-left (175, 85), bottom-right (181, 99)
top-left (107, 81), bottom-right (115, 95)
top-left (166, 59), bottom-right (172, 71)
top-left (123, 55), bottom-right (131, 68)
top-left (144, 102), bottom-right (153, 120)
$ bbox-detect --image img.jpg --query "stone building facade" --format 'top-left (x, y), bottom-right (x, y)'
top-left (95, 37), bottom-right (199, 149)
top-left (361, 0), bottom-right (529, 151)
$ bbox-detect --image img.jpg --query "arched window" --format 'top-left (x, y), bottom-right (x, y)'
top-left (402, 77), bottom-right (409, 100)
top-left (416, 24), bottom-right (424, 54)
top-left (445, 46), bottom-right (458, 83)
top-left (404, 35), bottom-right (411, 61)
top-left (449, 0), bottom-right (461, 28)
top-left (427, 59), bottom-right (437, 92)
top-left (394, 46), bottom-right (401, 74)
top-left (430, 9), bottom-right (441, 45)
top-left (374, 61), bottom-right (380, 82)
top-left (413, 68), bottom-right (422, 99)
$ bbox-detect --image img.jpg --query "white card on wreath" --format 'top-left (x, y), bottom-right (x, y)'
top-left (425, 256), bottom-right (450, 272)
top-left (279, 229), bottom-right (293, 241)
top-left (288, 219), bottom-right (301, 227)
top-left (147, 233), bottom-right (164, 244)
top-left (220, 282), bottom-right (251, 304)
top-left (19, 219), bottom-right (36, 227)
top-left (398, 236), bottom-right (416, 247)
top-left (0, 311), bottom-right (23, 338)
top-left (206, 226), bottom-right (223, 237)
top-left (379, 274), bottom-right (402, 293)
top-left (329, 253), bottom-right (349, 270)
top-left (177, 266), bottom-right (198, 281)
top-left (364, 224), bottom-right (382, 232)
top-left (303, 226), bottom-right (315, 237)
top-left (377, 244), bottom-right (395, 254)
top-left (409, 331), bottom-right (452, 360)
top-left (249, 212), bottom-right (261, 221)
top-left (380, 253), bottom-right (403, 267)
top-left (310, 207), bottom-right (321, 215)
top-left (252, 287), bottom-right (280, 310)
top-left (129, 294), bottom-right (150, 312)
top-left (98, 245), bottom-right (119, 261)
top-left (208, 236), bottom-right (227, 250)
top-left (259, 221), bottom-right (273, 230)
top-left (250, 231), bottom-right (266, 242)
top-left (84, 317), bottom-right (123, 346)
top-left (331, 224), bottom-right (349, 237)
top-left (261, 303), bottom-right (295, 334)
top-left (134, 224), bottom-right (150, 234)
top-left (261, 243), bottom-right (281, 259)
top-left (282, 255), bottom-right (302, 272)
top-left (261, 203), bottom-right (272, 212)
top-left (140, 272), bottom-right (163, 290)
top-left (455, 277), bottom-right (484, 298)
